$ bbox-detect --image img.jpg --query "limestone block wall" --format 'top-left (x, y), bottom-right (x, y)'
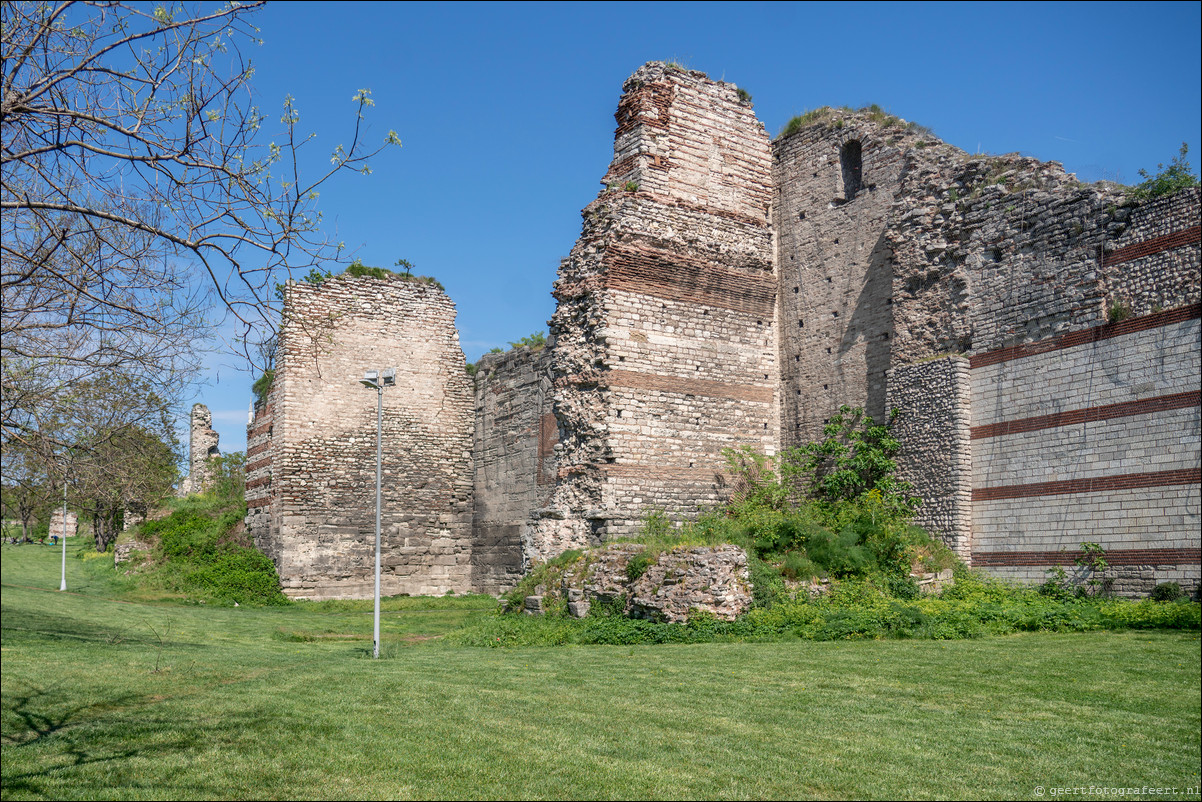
top-left (527, 62), bottom-right (777, 564)
top-left (969, 309), bottom-right (1200, 595)
top-left (245, 388), bottom-right (276, 559)
top-left (472, 346), bottom-right (557, 592)
top-left (249, 274), bottom-right (475, 599)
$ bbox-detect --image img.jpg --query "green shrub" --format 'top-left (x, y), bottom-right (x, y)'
top-left (507, 331), bottom-right (547, 350)
top-left (1151, 582), bottom-right (1183, 602)
top-left (252, 369), bottom-right (274, 404)
top-left (778, 107), bottom-right (837, 140)
top-left (130, 499), bottom-right (287, 606)
top-left (1128, 143), bottom-right (1199, 200)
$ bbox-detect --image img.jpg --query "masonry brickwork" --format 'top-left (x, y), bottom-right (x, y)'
top-left (471, 346), bottom-right (557, 593)
top-left (524, 63), bottom-right (778, 566)
top-left (247, 63), bottom-right (1200, 599)
top-left (247, 274), bottom-right (475, 599)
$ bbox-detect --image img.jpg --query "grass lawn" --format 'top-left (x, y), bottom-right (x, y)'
top-left (2, 543), bottom-right (1200, 800)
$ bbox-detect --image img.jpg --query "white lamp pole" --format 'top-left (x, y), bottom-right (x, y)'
top-left (359, 368), bottom-right (395, 659)
top-left (59, 477), bottom-right (67, 592)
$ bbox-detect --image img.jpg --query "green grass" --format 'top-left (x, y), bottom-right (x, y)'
top-left (3, 544), bottom-right (1200, 800)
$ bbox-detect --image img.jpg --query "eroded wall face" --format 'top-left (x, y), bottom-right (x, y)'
top-left (527, 63), bottom-right (777, 563)
top-left (253, 275), bottom-right (475, 599)
top-left (471, 347), bottom-right (557, 592)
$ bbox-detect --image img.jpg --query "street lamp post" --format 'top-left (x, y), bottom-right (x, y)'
top-left (60, 476), bottom-right (67, 591)
top-left (359, 368), bottom-right (395, 659)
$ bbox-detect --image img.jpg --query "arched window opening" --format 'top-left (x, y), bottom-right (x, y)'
top-left (841, 140), bottom-right (863, 200)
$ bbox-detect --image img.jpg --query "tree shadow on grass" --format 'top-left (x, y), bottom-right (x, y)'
top-left (1, 684), bottom-right (293, 799)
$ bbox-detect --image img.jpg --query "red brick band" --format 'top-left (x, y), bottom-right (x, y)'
top-left (971, 390), bottom-right (1201, 440)
top-left (1102, 225), bottom-right (1201, 268)
top-left (248, 422), bottom-right (273, 439)
top-left (969, 303), bottom-right (1201, 369)
top-left (606, 243), bottom-right (776, 316)
top-left (973, 468), bottom-right (1200, 501)
top-left (246, 496), bottom-right (271, 509)
top-left (975, 547), bottom-right (1200, 567)
top-left (245, 476), bottom-right (271, 491)
top-left (246, 456), bottom-right (272, 474)
top-left (246, 441), bottom-right (271, 458)
top-left (606, 368), bottom-right (774, 403)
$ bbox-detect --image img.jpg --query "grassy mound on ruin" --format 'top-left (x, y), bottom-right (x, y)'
top-left (111, 495), bottom-right (289, 607)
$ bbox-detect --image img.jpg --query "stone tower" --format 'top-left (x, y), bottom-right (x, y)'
top-left (179, 403), bottom-right (219, 496)
top-left (246, 274), bottom-right (476, 599)
top-left (524, 62), bottom-right (779, 565)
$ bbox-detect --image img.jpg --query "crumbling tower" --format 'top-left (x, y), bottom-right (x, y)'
top-left (526, 62), bottom-right (778, 564)
top-left (247, 274), bottom-right (475, 599)
top-left (179, 403), bottom-right (220, 496)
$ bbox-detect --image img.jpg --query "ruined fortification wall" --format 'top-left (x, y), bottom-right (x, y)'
top-left (882, 146), bottom-right (1199, 591)
top-left (527, 62), bottom-right (777, 564)
top-left (778, 111), bottom-right (1199, 592)
top-left (248, 274), bottom-right (475, 599)
top-left (179, 403), bottom-right (220, 496)
top-left (472, 346), bottom-right (557, 592)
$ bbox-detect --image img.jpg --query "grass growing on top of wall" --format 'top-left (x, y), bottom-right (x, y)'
top-left (3, 543), bottom-right (1200, 800)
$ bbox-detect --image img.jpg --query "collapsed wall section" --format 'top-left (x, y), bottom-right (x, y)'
top-left (527, 62), bottom-right (777, 564)
top-left (471, 346), bottom-right (557, 593)
top-left (247, 274), bottom-right (475, 599)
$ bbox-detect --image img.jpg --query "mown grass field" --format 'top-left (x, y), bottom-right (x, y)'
top-left (2, 543), bottom-right (1200, 800)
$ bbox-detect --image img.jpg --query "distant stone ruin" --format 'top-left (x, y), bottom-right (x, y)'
top-left (247, 62), bottom-right (1200, 599)
top-left (49, 509), bottom-right (78, 540)
top-left (178, 403), bottom-right (220, 496)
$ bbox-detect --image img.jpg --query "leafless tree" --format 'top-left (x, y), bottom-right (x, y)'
top-left (1, 1), bottom-right (398, 446)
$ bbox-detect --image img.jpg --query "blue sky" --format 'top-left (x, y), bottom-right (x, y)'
top-left (192, 0), bottom-right (1202, 454)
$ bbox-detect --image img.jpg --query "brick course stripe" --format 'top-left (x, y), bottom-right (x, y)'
top-left (975, 547), bottom-right (1201, 567)
top-left (246, 456), bottom-right (272, 473)
top-left (606, 368), bottom-right (774, 403)
top-left (246, 441), bottom-right (271, 458)
top-left (973, 468), bottom-right (1201, 501)
top-left (607, 243), bottom-right (776, 316)
top-left (1102, 224), bottom-right (1201, 267)
top-left (969, 303), bottom-right (1201, 369)
top-left (971, 390), bottom-right (1201, 439)
top-left (247, 496), bottom-right (272, 509)
top-left (248, 422), bottom-right (273, 439)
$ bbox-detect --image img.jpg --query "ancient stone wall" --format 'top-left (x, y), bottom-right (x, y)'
top-left (527, 62), bottom-right (777, 565)
top-left (969, 308), bottom-right (1200, 595)
top-left (471, 346), bottom-right (557, 593)
top-left (179, 403), bottom-right (220, 496)
top-left (884, 356), bottom-right (973, 561)
top-left (49, 509), bottom-right (77, 540)
top-left (779, 110), bottom-right (1199, 593)
top-left (248, 274), bottom-right (475, 599)
top-left (772, 114), bottom-right (942, 444)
